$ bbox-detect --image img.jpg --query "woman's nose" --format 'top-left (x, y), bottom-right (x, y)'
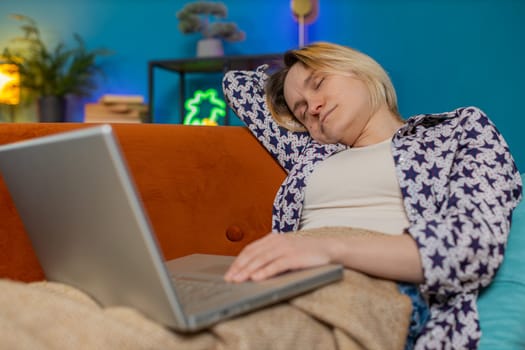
top-left (307, 99), bottom-right (323, 117)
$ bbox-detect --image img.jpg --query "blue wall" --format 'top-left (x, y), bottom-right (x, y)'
top-left (1, 0), bottom-right (524, 169)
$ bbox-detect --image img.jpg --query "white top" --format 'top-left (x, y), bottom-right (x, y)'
top-left (300, 139), bottom-right (409, 235)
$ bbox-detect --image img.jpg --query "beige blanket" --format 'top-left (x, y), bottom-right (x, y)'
top-left (0, 228), bottom-right (412, 350)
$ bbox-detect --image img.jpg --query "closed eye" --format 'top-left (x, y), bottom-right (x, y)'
top-left (315, 77), bottom-right (324, 90)
top-left (295, 102), bottom-right (307, 122)
top-left (297, 107), bottom-right (306, 122)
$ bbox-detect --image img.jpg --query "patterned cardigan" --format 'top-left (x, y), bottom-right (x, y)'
top-left (222, 66), bottom-right (522, 350)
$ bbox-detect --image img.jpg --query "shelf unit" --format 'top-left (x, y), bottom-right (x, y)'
top-left (147, 53), bottom-right (282, 124)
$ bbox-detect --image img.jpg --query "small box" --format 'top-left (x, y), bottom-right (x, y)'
top-left (84, 95), bottom-right (148, 123)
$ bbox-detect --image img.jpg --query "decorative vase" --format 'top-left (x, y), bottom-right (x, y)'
top-left (196, 38), bottom-right (224, 58)
top-left (37, 95), bottom-right (66, 122)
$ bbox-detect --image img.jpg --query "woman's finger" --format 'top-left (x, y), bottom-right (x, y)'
top-left (225, 234), bottom-right (283, 281)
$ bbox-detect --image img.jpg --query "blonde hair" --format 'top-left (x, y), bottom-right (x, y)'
top-left (265, 42), bottom-right (401, 132)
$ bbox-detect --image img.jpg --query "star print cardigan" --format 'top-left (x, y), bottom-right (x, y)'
top-left (223, 67), bottom-right (522, 349)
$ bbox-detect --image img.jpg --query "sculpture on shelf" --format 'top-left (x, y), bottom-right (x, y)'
top-left (183, 88), bottom-right (226, 126)
top-left (1, 14), bottom-right (112, 122)
top-left (176, 1), bottom-right (246, 57)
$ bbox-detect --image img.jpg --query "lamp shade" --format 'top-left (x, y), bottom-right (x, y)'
top-left (0, 63), bottom-right (20, 105)
top-left (290, 0), bottom-right (319, 24)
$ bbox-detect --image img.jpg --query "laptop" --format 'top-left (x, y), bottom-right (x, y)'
top-left (0, 125), bottom-right (343, 332)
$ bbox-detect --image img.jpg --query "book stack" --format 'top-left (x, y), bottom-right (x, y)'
top-left (84, 94), bottom-right (148, 123)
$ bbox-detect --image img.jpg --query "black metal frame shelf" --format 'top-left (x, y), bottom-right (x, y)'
top-left (147, 53), bottom-right (282, 124)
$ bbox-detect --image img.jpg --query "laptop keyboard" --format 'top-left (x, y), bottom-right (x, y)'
top-left (172, 276), bottom-right (241, 305)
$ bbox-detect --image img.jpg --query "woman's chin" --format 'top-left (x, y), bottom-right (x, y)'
top-left (317, 128), bottom-right (340, 144)
top-left (314, 135), bottom-right (339, 145)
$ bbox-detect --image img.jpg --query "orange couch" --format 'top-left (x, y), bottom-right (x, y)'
top-left (0, 123), bottom-right (286, 282)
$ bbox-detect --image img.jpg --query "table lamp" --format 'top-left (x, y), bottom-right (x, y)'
top-left (0, 63), bottom-right (20, 105)
top-left (290, 0), bottom-right (319, 47)
top-left (0, 63), bottom-right (20, 121)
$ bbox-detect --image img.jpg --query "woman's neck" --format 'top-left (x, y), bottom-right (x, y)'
top-left (352, 106), bottom-right (403, 148)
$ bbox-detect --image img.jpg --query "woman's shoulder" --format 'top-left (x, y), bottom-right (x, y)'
top-left (404, 106), bottom-right (491, 128)
top-left (445, 106), bottom-right (497, 132)
top-left (451, 106), bottom-right (490, 121)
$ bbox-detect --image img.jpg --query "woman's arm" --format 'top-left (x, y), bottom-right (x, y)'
top-left (402, 107), bottom-right (522, 297)
top-left (225, 231), bottom-right (424, 284)
top-left (222, 66), bottom-right (311, 172)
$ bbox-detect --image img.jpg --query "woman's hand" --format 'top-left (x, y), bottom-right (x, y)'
top-left (224, 233), bottom-right (336, 283)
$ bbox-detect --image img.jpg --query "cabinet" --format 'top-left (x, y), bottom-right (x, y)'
top-left (147, 53), bottom-right (283, 124)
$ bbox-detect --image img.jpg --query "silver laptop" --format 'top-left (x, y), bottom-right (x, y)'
top-left (0, 125), bottom-right (343, 332)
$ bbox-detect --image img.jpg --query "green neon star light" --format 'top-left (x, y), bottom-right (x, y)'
top-left (183, 88), bottom-right (226, 126)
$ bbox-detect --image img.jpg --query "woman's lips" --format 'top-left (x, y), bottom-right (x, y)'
top-left (320, 106), bottom-right (335, 124)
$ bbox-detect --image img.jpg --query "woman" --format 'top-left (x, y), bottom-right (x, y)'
top-left (222, 42), bottom-right (522, 349)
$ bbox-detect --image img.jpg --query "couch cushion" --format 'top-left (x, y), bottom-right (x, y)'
top-left (0, 123), bottom-right (287, 282)
top-left (478, 175), bottom-right (525, 349)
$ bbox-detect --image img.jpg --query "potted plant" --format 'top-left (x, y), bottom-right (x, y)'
top-left (176, 1), bottom-right (246, 57)
top-left (1, 14), bottom-right (112, 122)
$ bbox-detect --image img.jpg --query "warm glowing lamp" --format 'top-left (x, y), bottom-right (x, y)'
top-left (290, 0), bottom-right (319, 47)
top-left (0, 63), bottom-right (20, 105)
